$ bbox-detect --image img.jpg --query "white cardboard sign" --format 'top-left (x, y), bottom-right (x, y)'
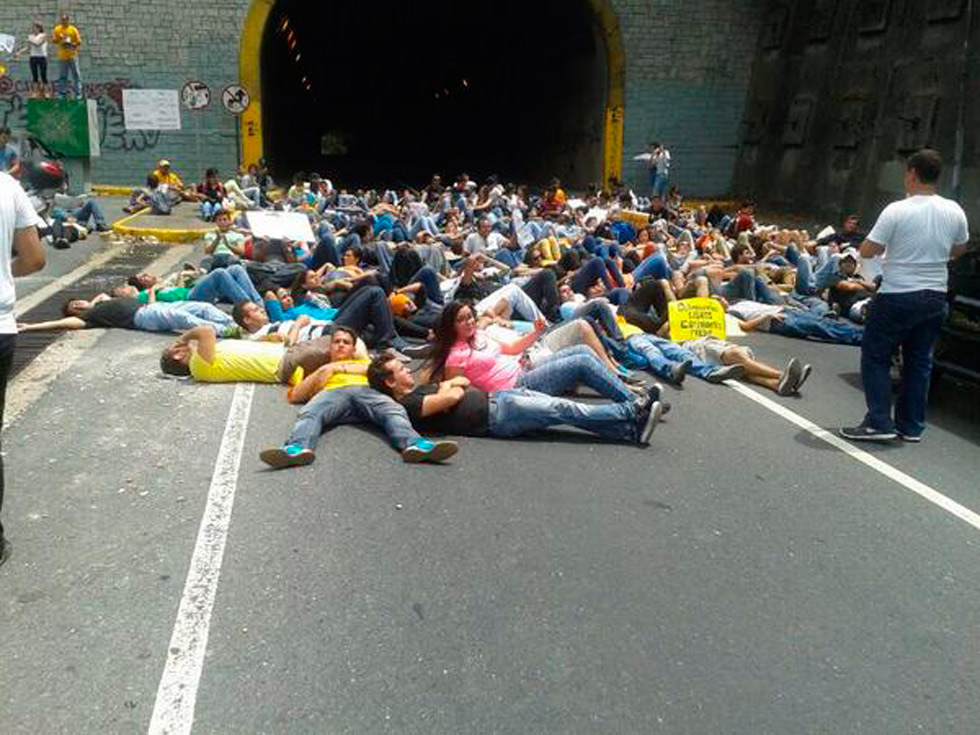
top-left (122, 89), bottom-right (182, 131)
top-left (245, 211), bottom-right (317, 243)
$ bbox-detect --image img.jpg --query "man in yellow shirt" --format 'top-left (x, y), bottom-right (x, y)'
top-left (152, 160), bottom-right (203, 202)
top-left (260, 327), bottom-right (458, 469)
top-left (52, 12), bottom-right (82, 99)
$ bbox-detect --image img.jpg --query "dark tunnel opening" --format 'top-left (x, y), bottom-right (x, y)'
top-left (261, 0), bottom-right (609, 190)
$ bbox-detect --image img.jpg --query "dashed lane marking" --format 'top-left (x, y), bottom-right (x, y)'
top-left (147, 384), bottom-right (255, 735)
top-left (4, 246), bottom-right (194, 432)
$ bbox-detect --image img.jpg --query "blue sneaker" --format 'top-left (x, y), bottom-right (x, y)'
top-left (401, 438), bottom-right (459, 464)
top-left (259, 444), bottom-right (315, 469)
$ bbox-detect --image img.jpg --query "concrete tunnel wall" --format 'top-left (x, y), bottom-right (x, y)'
top-left (0, 0), bottom-right (763, 195)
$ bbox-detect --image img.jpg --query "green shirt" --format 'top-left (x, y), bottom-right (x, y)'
top-left (137, 287), bottom-right (190, 304)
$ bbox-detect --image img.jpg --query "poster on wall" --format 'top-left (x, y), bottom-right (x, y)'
top-left (122, 89), bottom-right (182, 130)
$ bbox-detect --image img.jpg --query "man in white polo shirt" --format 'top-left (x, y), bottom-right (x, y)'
top-left (841, 149), bottom-right (970, 442)
top-left (1, 172), bottom-right (47, 565)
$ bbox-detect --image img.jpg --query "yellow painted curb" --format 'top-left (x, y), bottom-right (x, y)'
top-left (93, 184), bottom-right (136, 196)
top-left (111, 208), bottom-right (216, 243)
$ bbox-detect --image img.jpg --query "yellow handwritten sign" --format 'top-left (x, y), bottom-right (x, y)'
top-left (668, 298), bottom-right (726, 341)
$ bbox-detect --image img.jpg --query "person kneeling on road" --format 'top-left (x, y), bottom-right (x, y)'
top-left (368, 353), bottom-right (663, 447)
top-left (259, 326), bottom-right (458, 469)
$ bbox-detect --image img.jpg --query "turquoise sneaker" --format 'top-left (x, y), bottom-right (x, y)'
top-left (259, 444), bottom-right (315, 469)
top-left (401, 439), bottom-right (459, 464)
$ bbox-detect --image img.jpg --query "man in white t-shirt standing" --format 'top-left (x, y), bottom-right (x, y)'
top-left (0, 172), bottom-right (46, 566)
top-left (841, 149), bottom-right (970, 442)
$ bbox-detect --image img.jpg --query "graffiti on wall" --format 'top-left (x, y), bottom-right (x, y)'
top-left (0, 76), bottom-right (161, 152)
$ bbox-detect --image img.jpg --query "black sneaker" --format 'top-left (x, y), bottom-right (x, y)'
top-left (896, 431), bottom-right (922, 443)
top-left (0, 537), bottom-right (11, 568)
top-left (840, 424), bottom-right (897, 442)
top-left (633, 382), bottom-right (662, 415)
top-left (777, 358), bottom-right (803, 396)
top-left (636, 401), bottom-right (664, 446)
top-left (796, 364), bottom-right (813, 393)
top-left (705, 364), bottom-right (746, 384)
top-left (670, 359), bottom-right (691, 386)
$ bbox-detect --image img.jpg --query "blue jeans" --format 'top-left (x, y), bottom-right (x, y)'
top-left (581, 234), bottom-right (622, 260)
top-left (571, 256), bottom-right (624, 295)
top-left (860, 290), bottom-right (947, 436)
top-left (626, 335), bottom-right (717, 380)
top-left (70, 200), bottom-right (107, 228)
top-left (132, 302), bottom-right (234, 333)
top-left (787, 244), bottom-right (839, 296)
top-left (568, 299), bottom-right (623, 340)
top-left (494, 248), bottom-right (525, 268)
top-left (488, 388), bottom-right (638, 443)
top-left (769, 309), bottom-right (863, 345)
top-left (723, 269), bottom-right (783, 304)
top-left (189, 264), bottom-right (262, 304)
top-left (632, 252), bottom-right (672, 282)
top-left (307, 232), bottom-right (361, 270)
top-left (58, 59), bottom-right (81, 98)
top-left (410, 265), bottom-right (444, 305)
top-left (516, 344), bottom-right (634, 402)
top-left (201, 201), bottom-right (223, 220)
top-left (288, 386), bottom-right (421, 452)
top-left (652, 172), bottom-right (669, 199)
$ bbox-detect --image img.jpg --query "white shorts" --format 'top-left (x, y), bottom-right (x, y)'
top-left (683, 336), bottom-right (752, 365)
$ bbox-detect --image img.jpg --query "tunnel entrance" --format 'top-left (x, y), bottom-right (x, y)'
top-left (258, 0), bottom-right (610, 190)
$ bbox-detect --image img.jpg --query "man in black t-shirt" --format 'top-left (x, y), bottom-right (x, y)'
top-left (816, 214), bottom-right (866, 249)
top-left (367, 354), bottom-right (662, 446)
top-left (17, 293), bottom-right (236, 335)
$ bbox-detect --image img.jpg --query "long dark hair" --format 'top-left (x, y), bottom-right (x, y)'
top-left (422, 300), bottom-right (475, 383)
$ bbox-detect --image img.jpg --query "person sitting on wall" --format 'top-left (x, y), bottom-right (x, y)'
top-left (125, 174), bottom-right (182, 215)
top-left (151, 159), bottom-right (203, 203)
top-left (197, 168), bottom-right (230, 221)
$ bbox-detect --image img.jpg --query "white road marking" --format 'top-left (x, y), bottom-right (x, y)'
top-left (16, 243), bottom-right (194, 316)
top-left (147, 383), bottom-right (255, 735)
top-left (4, 245), bottom-right (194, 433)
top-left (725, 380), bottom-right (980, 531)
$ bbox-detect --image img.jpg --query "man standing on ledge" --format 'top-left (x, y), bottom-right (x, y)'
top-left (0, 171), bottom-right (47, 566)
top-left (52, 12), bottom-right (82, 99)
top-left (841, 149), bottom-right (969, 443)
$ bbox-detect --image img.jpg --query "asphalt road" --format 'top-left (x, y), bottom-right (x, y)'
top-left (1, 230), bottom-right (978, 735)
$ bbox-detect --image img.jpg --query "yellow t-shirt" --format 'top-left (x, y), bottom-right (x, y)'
top-left (319, 358), bottom-right (369, 392)
top-left (189, 340), bottom-right (284, 383)
top-left (617, 315), bottom-right (644, 338)
top-left (52, 25), bottom-right (81, 61)
top-left (153, 169), bottom-right (184, 189)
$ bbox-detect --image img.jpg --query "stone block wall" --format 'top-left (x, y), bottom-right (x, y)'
top-left (614, 0), bottom-right (765, 196)
top-left (1, 0), bottom-right (762, 195)
top-left (0, 0), bottom-right (251, 184)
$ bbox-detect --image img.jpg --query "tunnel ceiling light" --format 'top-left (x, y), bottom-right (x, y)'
top-left (295, 53), bottom-right (302, 61)
top-left (462, 78), bottom-right (469, 87)
top-left (280, 17), bottom-right (289, 31)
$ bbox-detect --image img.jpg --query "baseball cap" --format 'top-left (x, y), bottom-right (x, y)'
top-left (158, 159), bottom-right (171, 167)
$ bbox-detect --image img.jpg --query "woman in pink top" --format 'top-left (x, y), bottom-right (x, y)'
top-left (423, 302), bottom-right (646, 404)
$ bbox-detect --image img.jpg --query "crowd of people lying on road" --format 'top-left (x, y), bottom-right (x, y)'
top-left (20, 163), bottom-right (888, 469)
